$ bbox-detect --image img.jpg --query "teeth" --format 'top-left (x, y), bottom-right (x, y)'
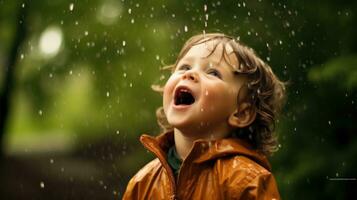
top-left (180, 88), bottom-right (189, 93)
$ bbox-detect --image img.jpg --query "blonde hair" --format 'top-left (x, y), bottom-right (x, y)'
top-left (153, 33), bottom-right (286, 156)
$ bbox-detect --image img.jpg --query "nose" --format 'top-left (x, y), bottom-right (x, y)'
top-left (182, 70), bottom-right (199, 82)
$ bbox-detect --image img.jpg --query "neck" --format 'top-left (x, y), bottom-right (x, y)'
top-left (173, 125), bottom-right (231, 160)
top-left (174, 129), bottom-right (196, 160)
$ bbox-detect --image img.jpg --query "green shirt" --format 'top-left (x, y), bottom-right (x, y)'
top-left (167, 146), bottom-right (182, 177)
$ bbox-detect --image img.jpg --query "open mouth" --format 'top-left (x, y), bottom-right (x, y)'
top-left (174, 87), bottom-right (195, 106)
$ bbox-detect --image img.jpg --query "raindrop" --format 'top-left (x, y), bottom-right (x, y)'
top-left (328, 120), bottom-right (331, 125)
top-left (84, 31), bottom-right (89, 36)
top-left (106, 91), bottom-right (110, 97)
top-left (155, 55), bottom-right (160, 60)
top-left (279, 40), bottom-right (283, 45)
top-left (49, 73), bottom-right (53, 78)
top-left (40, 181), bottom-right (45, 188)
top-left (69, 3), bottom-right (74, 11)
top-left (22, 3), bottom-right (25, 8)
top-left (38, 110), bottom-right (43, 116)
top-left (116, 130), bottom-right (120, 135)
top-left (69, 70), bottom-right (73, 75)
top-left (122, 40), bottom-right (126, 46)
top-left (184, 25), bottom-right (188, 32)
top-left (20, 54), bottom-right (24, 59)
top-left (123, 72), bottom-right (127, 78)
top-left (128, 8), bottom-right (132, 14)
top-left (204, 4), bottom-right (207, 12)
top-left (50, 159), bottom-right (54, 164)
top-left (131, 18), bottom-right (135, 24)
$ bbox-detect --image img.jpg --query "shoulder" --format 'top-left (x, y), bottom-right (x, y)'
top-left (216, 155), bottom-right (270, 180)
top-left (128, 158), bottom-right (162, 183)
top-left (215, 155), bottom-right (280, 199)
top-left (122, 158), bottom-right (163, 199)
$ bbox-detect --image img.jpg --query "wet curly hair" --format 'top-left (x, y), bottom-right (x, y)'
top-left (152, 33), bottom-right (286, 156)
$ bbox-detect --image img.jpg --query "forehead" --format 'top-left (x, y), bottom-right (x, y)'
top-left (180, 40), bottom-right (239, 68)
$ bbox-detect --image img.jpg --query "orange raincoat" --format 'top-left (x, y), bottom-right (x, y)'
top-left (123, 131), bottom-right (281, 200)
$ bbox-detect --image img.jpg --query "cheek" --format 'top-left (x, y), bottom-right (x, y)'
top-left (202, 84), bottom-right (237, 113)
top-left (163, 75), bottom-right (177, 107)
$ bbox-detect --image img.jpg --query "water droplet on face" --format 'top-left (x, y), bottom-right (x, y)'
top-left (205, 90), bottom-right (209, 96)
top-left (200, 108), bottom-right (204, 112)
top-left (69, 3), bottom-right (74, 11)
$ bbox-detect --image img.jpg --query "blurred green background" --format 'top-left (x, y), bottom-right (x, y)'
top-left (0, 0), bottom-right (356, 199)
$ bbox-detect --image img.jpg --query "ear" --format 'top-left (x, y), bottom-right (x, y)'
top-left (228, 102), bottom-right (256, 128)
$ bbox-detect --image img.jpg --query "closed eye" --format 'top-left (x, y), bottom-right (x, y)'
top-left (177, 64), bottom-right (191, 71)
top-left (207, 68), bottom-right (222, 79)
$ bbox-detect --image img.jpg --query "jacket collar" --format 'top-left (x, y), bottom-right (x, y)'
top-left (140, 131), bottom-right (272, 171)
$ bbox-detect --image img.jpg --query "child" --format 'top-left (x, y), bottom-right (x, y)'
top-left (123, 33), bottom-right (285, 200)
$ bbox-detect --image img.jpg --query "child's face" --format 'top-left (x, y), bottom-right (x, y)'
top-left (163, 40), bottom-right (246, 136)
